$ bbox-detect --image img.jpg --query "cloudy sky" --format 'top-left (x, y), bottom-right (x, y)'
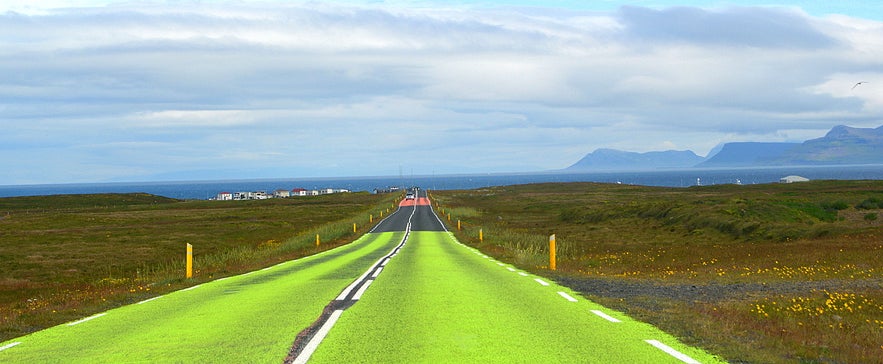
top-left (1, 1), bottom-right (881, 184)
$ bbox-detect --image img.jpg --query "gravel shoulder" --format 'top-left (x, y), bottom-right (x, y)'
top-left (551, 274), bottom-right (883, 307)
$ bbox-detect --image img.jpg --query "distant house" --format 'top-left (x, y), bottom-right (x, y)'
top-left (232, 191), bottom-right (269, 200)
top-left (374, 186), bottom-right (400, 194)
top-left (274, 189), bottom-right (291, 198)
top-left (216, 192), bottom-right (233, 201)
top-left (291, 188), bottom-right (308, 196)
top-left (780, 175), bottom-right (810, 183)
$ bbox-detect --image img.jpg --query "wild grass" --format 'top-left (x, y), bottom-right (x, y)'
top-left (433, 180), bottom-right (883, 363)
top-left (0, 192), bottom-right (398, 342)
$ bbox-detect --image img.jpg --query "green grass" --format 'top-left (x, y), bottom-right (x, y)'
top-left (310, 231), bottom-right (723, 363)
top-left (0, 192), bottom-right (400, 342)
top-left (431, 181), bottom-right (883, 363)
top-left (0, 231), bottom-right (404, 363)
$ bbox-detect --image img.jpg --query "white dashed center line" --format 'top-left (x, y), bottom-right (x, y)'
top-left (557, 292), bottom-right (578, 302)
top-left (534, 278), bottom-right (550, 286)
top-left (590, 310), bottom-right (621, 323)
top-left (353, 280), bottom-right (374, 300)
top-left (645, 340), bottom-right (701, 364)
top-left (0, 342), bottom-right (21, 352)
top-left (371, 267), bottom-right (383, 278)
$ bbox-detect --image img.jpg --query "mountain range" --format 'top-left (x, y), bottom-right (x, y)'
top-left (566, 125), bottom-right (883, 171)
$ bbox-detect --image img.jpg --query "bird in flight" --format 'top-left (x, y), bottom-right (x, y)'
top-left (852, 81), bottom-right (868, 90)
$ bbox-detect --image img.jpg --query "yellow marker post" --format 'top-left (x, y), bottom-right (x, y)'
top-left (316, 234), bottom-right (320, 247)
top-left (447, 213), bottom-right (451, 221)
top-left (370, 214), bottom-right (373, 223)
top-left (185, 243), bottom-right (193, 279)
top-left (479, 229), bottom-right (483, 243)
top-left (353, 223), bottom-right (357, 233)
top-left (549, 234), bottom-right (557, 271)
top-left (457, 219), bottom-right (461, 231)
top-left (380, 211), bottom-right (383, 218)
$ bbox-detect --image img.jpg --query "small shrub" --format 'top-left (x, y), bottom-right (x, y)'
top-left (864, 213), bottom-right (878, 223)
top-left (821, 201), bottom-right (849, 211)
top-left (856, 197), bottom-right (883, 210)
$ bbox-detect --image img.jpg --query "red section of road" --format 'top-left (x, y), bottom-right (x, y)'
top-left (399, 197), bottom-right (430, 207)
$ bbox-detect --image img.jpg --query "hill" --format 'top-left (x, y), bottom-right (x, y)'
top-left (565, 148), bottom-right (704, 171)
top-left (696, 142), bottom-right (799, 167)
top-left (568, 125), bottom-right (883, 170)
top-left (772, 125), bottom-right (883, 165)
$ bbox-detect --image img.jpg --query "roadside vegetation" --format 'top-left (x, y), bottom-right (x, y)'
top-left (0, 192), bottom-right (399, 342)
top-left (431, 180), bottom-right (883, 364)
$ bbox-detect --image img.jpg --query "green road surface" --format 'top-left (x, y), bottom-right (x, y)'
top-left (308, 231), bottom-right (723, 363)
top-left (0, 232), bottom-right (403, 363)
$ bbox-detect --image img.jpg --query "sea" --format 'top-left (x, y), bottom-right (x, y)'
top-left (2, 165), bottom-right (882, 200)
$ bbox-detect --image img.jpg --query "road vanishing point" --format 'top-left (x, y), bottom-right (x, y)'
top-left (0, 189), bottom-right (722, 363)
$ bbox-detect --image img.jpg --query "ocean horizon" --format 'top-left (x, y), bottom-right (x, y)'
top-left (2, 165), bottom-right (882, 200)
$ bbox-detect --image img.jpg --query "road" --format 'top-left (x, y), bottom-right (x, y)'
top-left (0, 188), bottom-right (721, 363)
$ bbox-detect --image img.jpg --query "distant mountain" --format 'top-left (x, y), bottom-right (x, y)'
top-left (566, 148), bottom-right (704, 171)
top-left (567, 125), bottom-right (883, 171)
top-left (770, 125), bottom-right (883, 165)
top-left (696, 142), bottom-right (799, 167)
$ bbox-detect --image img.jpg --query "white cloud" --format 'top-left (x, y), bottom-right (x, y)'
top-left (1, 2), bottom-right (882, 184)
top-left (132, 109), bottom-right (260, 128)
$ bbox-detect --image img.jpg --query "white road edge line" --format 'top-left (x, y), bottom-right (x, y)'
top-left (590, 310), bottom-right (622, 323)
top-left (506, 267), bottom-right (516, 272)
top-left (67, 313), bottom-right (107, 326)
top-left (293, 310), bottom-right (344, 364)
top-left (518, 272), bottom-right (528, 277)
top-left (181, 284), bottom-right (202, 292)
top-left (137, 296), bottom-right (161, 305)
top-left (534, 278), bottom-right (549, 286)
top-left (0, 342), bottom-right (21, 352)
top-left (371, 267), bottom-right (383, 278)
top-left (557, 291), bottom-right (578, 302)
top-left (645, 340), bottom-right (701, 364)
top-left (352, 279), bottom-right (374, 300)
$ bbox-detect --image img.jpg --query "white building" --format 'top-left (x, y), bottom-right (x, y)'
top-left (780, 175), bottom-right (810, 183)
top-left (274, 189), bottom-right (291, 198)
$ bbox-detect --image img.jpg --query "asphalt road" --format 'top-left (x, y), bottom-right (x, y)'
top-left (299, 188), bottom-right (721, 363)
top-left (371, 189), bottom-right (446, 233)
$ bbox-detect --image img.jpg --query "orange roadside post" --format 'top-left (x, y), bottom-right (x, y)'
top-left (549, 234), bottom-right (557, 271)
top-left (186, 243), bottom-right (193, 278)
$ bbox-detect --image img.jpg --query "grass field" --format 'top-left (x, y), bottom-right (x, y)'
top-left (430, 180), bottom-right (883, 363)
top-left (0, 192), bottom-right (399, 342)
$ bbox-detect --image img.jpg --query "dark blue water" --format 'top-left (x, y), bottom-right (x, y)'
top-left (1, 165), bottom-right (882, 200)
